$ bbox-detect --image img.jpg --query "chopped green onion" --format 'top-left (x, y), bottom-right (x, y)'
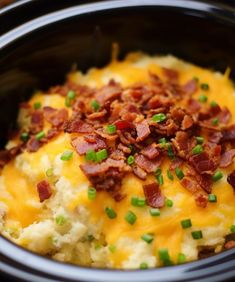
top-left (193, 77), bottom-right (199, 83)
top-left (91, 100), bottom-right (100, 112)
top-left (34, 102), bottom-right (41, 109)
top-left (156, 174), bottom-right (164, 185)
top-left (96, 149), bottom-right (108, 162)
top-left (105, 207), bottom-right (117, 219)
top-left (175, 167), bottom-right (184, 180)
top-left (191, 230), bottom-right (203, 240)
top-left (131, 196), bottom-right (146, 207)
top-left (67, 90), bottom-right (76, 99)
top-left (192, 144), bottom-right (203, 155)
top-left (159, 137), bottom-right (167, 148)
top-left (212, 118), bottom-right (219, 126)
top-left (85, 149), bottom-right (97, 162)
top-left (167, 143), bottom-right (175, 159)
top-left (167, 169), bottom-right (174, 181)
top-left (212, 171), bottom-right (223, 182)
top-left (177, 253), bottom-right (186, 264)
top-left (46, 168), bottom-right (53, 177)
top-left (158, 248), bottom-right (170, 262)
top-left (106, 124), bottom-right (116, 135)
top-left (35, 131), bottom-right (45, 141)
top-left (152, 113), bottom-right (167, 123)
top-left (20, 132), bottom-right (29, 142)
top-left (180, 219), bottom-right (192, 229)
top-left (60, 150), bottom-right (73, 161)
top-left (149, 208), bottom-right (160, 216)
top-left (88, 187), bottom-right (96, 200)
top-left (139, 262), bottom-right (148, 269)
top-left (155, 168), bottom-right (164, 185)
top-left (208, 194), bottom-right (217, 203)
top-left (55, 215), bottom-right (66, 225)
top-left (125, 210), bottom-right (137, 225)
top-left (109, 244), bottom-right (116, 253)
top-left (128, 144), bottom-right (134, 153)
top-left (165, 198), bottom-right (173, 207)
top-left (196, 136), bottom-right (204, 144)
top-left (87, 234), bottom-right (94, 241)
top-left (65, 97), bottom-right (71, 107)
top-left (201, 83), bottom-right (209, 90)
top-left (127, 155), bottom-right (135, 165)
top-left (95, 243), bottom-right (102, 250)
top-left (210, 101), bottom-right (218, 107)
top-left (141, 234), bottom-right (154, 244)
top-left (198, 95), bottom-right (208, 103)
top-left (230, 225), bottom-right (235, 233)
top-left (155, 168), bottom-right (162, 176)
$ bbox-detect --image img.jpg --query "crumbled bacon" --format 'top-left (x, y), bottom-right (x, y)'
top-left (132, 165), bottom-right (147, 180)
top-left (135, 154), bottom-right (163, 173)
top-left (136, 120), bottom-right (150, 142)
top-left (43, 107), bottom-right (68, 127)
top-left (95, 80), bottom-right (121, 105)
top-left (195, 193), bottom-right (208, 208)
top-left (162, 68), bottom-right (179, 82)
top-left (224, 240), bottom-right (235, 250)
top-left (220, 149), bottom-right (235, 168)
top-left (189, 152), bottom-right (217, 174)
top-left (71, 135), bottom-right (106, 155)
top-left (187, 98), bottom-right (201, 113)
top-left (141, 144), bottom-right (159, 160)
top-left (114, 120), bottom-right (135, 131)
top-left (30, 110), bottom-right (44, 134)
top-left (64, 119), bottom-right (93, 133)
top-left (183, 79), bottom-right (198, 95)
top-left (26, 137), bottom-right (42, 152)
top-left (0, 146), bottom-right (21, 168)
top-left (222, 124), bottom-right (235, 142)
top-left (181, 115), bottom-right (194, 130)
top-left (37, 180), bottom-right (52, 202)
top-left (143, 182), bottom-right (165, 208)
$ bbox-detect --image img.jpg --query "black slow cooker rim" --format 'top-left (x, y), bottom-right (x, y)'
top-left (1, 0), bottom-right (235, 281)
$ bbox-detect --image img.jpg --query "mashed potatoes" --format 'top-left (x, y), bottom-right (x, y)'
top-left (0, 52), bottom-right (235, 269)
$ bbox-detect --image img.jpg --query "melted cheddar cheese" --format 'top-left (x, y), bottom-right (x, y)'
top-left (1, 53), bottom-right (235, 269)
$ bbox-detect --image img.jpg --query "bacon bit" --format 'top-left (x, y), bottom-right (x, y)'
top-left (169, 158), bottom-right (184, 170)
top-left (222, 124), bottom-right (235, 142)
top-left (87, 109), bottom-right (107, 120)
top-left (224, 240), bottom-right (235, 250)
top-left (117, 143), bottom-right (131, 154)
top-left (95, 128), bottom-right (118, 141)
top-left (95, 81), bottom-right (121, 105)
top-left (43, 107), bottom-right (68, 127)
top-left (30, 110), bottom-right (44, 134)
top-left (208, 131), bottom-right (223, 144)
top-left (132, 165), bottom-right (147, 180)
top-left (47, 128), bottom-right (60, 140)
top-left (0, 147), bottom-right (21, 168)
top-left (64, 119), bottom-right (93, 133)
top-left (141, 144), bottom-right (159, 160)
top-left (172, 131), bottom-right (196, 159)
top-left (187, 98), bottom-right (201, 113)
top-left (147, 95), bottom-right (173, 109)
top-left (181, 115), bottom-right (194, 130)
top-left (217, 107), bottom-right (231, 124)
top-left (195, 193), bottom-right (208, 208)
top-left (135, 154), bottom-right (163, 173)
top-left (20, 102), bottom-right (31, 109)
top-left (143, 182), bottom-right (165, 208)
top-left (114, 120), bottom-right (135, 131)
top-left (183, 79), bottom-right (198, 95)
top-left (186, 166), bottom-right (212, 194)
top-left (26, 137), bottom-right (42, 152)
top-left (220, 149), bottom-right (235, 168)
top-left (227, 170), bottom-right (235, 191)
top-left (162, 68), bottom-right (179, 82)
top-left (37, 180), bottom-right (52, 202)
top-left (180, 177), bottom-right (201, 194)
top-left (189, 152), bottom-right (217, 174)
top-left (136, 120), bottom-right (150, 142)
top-left (71, 135), bottom-right (106, 155)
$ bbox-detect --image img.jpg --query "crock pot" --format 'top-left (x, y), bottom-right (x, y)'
top-left (1, 0), bottom-right (235, 281)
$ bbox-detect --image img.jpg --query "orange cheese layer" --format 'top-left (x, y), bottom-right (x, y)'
top-left (1, 53), bottom-right (235, 267)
